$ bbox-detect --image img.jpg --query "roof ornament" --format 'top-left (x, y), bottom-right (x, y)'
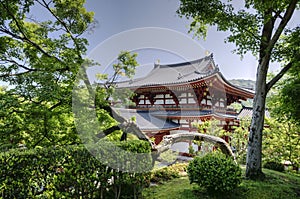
top-left (177, 72), bottom-right (183, 79)
top-left (205, 50), bottom-right (210, 56)
top-left (154, 59), bottom-right (160, 68)
top-left (215, 64), bottom-right (220, 72)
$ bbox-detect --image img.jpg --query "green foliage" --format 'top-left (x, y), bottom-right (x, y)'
top-left (177, 0), bottom-right (300, 179)
top-left (0, 0), bottom-right (95, 149)
top-left (195, 119), bottom-right (229, 137)
top-left (187, 152), bottom-right (242, 195)
top-left (194, 120), bottom-right (230, 156)
top-left (231, 118), bottom-right (250, 164)
top-left (0, 0), bottom-right (140, 149)
top-left (263, 161), bottom-right (285, 172)
top-left (262, 118), bottom-right (300, 167)
top-left (151, 163), bottom-right (187, 184)
top-left (177, 0), bottom-right (261, 56)
top-left (0, 140), bottom-right (152, 199)
top-left (116, 139), bottom-right (152, 153)
top-left (113, 51), bottom-right (139, 79)
top-left (188, 145), bottom-right (196, 155)
top-left (268, 69), bottom-right (300, 124)
top-left (0, 88), bottom-right (80, 150)
top-left (0, 0), bottom-right (140, 150)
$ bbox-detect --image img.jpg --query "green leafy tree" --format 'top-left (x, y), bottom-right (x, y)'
top-left (94, 51), bottom-right (139, 141)
top-left (0, 87), bottom-right (79, 149)
top-left (0, 0), bottom-right (94, 148)
top-left (231, 118), bottom-right (251, 164)
top-left (0, 1), bottom-right (144, 149)
top-left (268, 68), bottom-right (300, 124)
top-left (194, 119), bottom-right (230, 155)
top-left (266, 73), bottom-right (300, 167)
top-left (195, 119), bottom-right (228, 137)
top-left (177, 0), bottom-right (300, 179)
top-left (263, 118), bottom-right (300, 168)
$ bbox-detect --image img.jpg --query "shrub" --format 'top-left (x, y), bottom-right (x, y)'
top-left (263, 161), bottom-right (285, 172)
top-left (0, 140), bottom-right (152, 199)
top-left (187, 152), bottom-right (242, 195)
top-left (151, 163), bottom-right (187, 183)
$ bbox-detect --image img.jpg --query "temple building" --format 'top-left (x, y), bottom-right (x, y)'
top-left (114, 54), bottom-right (254, 144)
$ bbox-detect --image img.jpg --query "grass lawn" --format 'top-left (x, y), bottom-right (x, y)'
top-left (142, 169), bottom-right (300, 199)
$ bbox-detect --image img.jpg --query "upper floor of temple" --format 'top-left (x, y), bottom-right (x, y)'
top-left (115, 54), bottom-right (254, 113)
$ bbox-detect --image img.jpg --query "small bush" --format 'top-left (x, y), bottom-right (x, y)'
top-left (187, 152), bottom-right (242, 195)
top-left (151, 163), bottom-right (187, 183)
top-left (263, 161), bottom-right (285, 172)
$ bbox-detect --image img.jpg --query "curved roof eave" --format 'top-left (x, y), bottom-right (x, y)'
top-left (116, 54), bottom-right (217, 88)
top-left (213, 72), bottom-right (255, 98)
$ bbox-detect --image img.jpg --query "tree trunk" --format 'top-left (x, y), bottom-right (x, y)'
top-left (154, 132), bottom-right (235, 158)
top-left (245, 62), bottom-right (268, 179)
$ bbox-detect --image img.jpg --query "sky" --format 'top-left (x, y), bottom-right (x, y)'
top-left (1, 0), bottom-right (297, 86)
top-left (83, 0), bottom-right (261, 81)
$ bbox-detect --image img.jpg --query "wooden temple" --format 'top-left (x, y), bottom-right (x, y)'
top-left (114, 54), bottom-right (254, 144)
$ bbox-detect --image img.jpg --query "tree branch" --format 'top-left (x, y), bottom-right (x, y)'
top-left (153, 132), bottom-right (234, 158)
top-left (268, 0), bottom-right (298, 52)
top-left (49, 101), bottom-right (63, 110)
top-left (0, 2), bottom-right (64, 65)
top-left (0, 71), bottom-right (31, 78)
top-left (38, 0), bottom-right (94, 95)
top-left (266, 62), bottom-right (293, 93)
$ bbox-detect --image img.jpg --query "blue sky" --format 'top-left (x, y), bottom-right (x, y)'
top-left (84, 0), bottom-right (262, 81)
top-left (2, 0), bottom-right (297, 86)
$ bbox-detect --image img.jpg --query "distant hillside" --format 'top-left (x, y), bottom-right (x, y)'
top-left (229, 79), bottom-right (255, 90)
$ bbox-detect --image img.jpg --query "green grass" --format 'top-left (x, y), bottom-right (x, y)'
top-left (142, 169), bottom-right (300, 199)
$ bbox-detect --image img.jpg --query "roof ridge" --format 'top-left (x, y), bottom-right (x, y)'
top-left (158, 54), bottom-right (213, 68)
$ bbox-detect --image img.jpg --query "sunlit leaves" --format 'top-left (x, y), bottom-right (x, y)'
top-left (113, 51), bottom-right (139, 79)
top-left (263, 118), bottom-right (300, 166)
top-left (0, 0), bottom-right (95, 149)
top-left (177, 0), bottom-right (299, 60)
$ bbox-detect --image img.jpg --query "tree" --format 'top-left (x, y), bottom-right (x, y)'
top-left (231, 118), bottom-right (251, 165)
top-left (268, 67), bottom-right (300, 124)
top-left (263, 118), bottom-right (300, 168)
top-left (0, 0), bottom-right (94, 148)
top-left (266, 71), bottom-right (300, 168)
top-left (0, 1), bottom-right (145, 149)
top-left (0, 86), bottom-right (80, 150)
top-left (177, 0), bottom-right (300, 179)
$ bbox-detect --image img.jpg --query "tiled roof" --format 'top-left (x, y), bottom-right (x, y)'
top-left (237, 106), bottom-right (270, 119)
top-left (151, 110), bottom-right (212, 117)
top-left (116, 107), bottom-right (237, 121)
top-left (113, 108), bottom-right (180, 131)
top-left (116, 54), bottom-right (218, 88)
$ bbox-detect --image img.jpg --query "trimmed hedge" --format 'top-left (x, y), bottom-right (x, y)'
top-left (187, 152), bottom-right (242, 195)
top-left (0, 140), bottom-right (152, 199)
